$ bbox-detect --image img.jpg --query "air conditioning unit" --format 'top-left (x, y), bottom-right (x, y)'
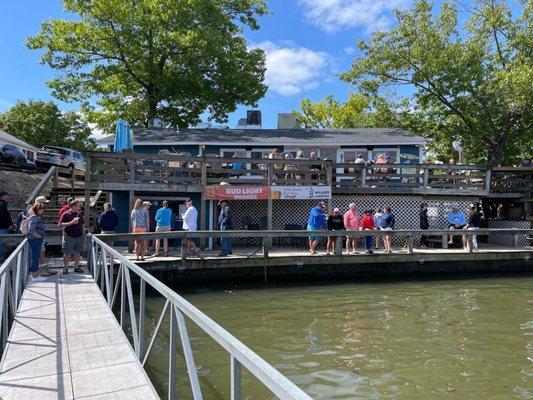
top-left (247, 110), bottom-right (262, 126)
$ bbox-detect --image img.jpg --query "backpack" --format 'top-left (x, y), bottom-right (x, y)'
top-left (20, 214), bottom-right (30, 236)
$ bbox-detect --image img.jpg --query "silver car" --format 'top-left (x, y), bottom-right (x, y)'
top-left (36, 146), bottom-right (85, 171)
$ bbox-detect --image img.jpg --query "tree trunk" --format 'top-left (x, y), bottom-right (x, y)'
top-left (489, 133), bottom-right (509, 166)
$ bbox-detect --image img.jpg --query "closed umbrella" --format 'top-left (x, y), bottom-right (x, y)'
top-left (114, 120), bottom-right (133, 153)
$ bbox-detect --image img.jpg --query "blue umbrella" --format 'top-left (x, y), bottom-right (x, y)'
top-left (114, 120), bottom-right (133, 152)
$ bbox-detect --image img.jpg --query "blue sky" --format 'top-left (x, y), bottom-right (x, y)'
top-left (0, 0), bottom-right (522, 133)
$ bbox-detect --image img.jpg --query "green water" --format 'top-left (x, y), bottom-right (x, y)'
top-left (141, 276), bottom-right (533, 399)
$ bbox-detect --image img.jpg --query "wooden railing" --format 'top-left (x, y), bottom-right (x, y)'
top-left (86, 152), bottom-right (499, 195)
top-left (491, 167), bottom-right (533, 193)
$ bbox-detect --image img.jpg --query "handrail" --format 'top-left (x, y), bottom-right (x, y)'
top-left (88, 234), bottom-right (313, 400)
top-left (25, 166), bottom-right (56, 205)
top-left (89, 190), bottom-right (103, 208)
top-left (0, 239), bottom-right (29, 361)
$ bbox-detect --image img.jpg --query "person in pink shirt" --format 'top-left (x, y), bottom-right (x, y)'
top-left (344, 203), bottom-right (361, 254)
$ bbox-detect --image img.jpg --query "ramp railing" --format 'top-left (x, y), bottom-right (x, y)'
top-left (0, 238), bottom-right (29, 359)
top-left (87, 234), bottom-right (312, 400)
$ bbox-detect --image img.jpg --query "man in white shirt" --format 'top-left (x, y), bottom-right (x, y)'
top-left (181, 200), bottom-right (198, 252)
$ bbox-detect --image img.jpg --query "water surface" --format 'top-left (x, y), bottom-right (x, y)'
top-left (141, 276), bottom-right (533, 399)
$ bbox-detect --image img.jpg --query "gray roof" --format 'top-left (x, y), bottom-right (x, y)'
top-left (97, 127), bottom-right (426, 146)
top-left (0, 130), bottom-right (39, 152)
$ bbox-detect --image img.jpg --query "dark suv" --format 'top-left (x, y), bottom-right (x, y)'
top-left (0, 143), bottom-right (27, 166)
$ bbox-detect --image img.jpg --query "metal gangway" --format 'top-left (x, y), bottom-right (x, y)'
top-left (0, 236), bottom-right (312, 399)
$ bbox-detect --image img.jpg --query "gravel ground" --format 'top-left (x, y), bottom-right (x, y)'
top-left (0, 169), bottom-right (49, 210)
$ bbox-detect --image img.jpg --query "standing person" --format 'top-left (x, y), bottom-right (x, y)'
top-left (131, 199), bottom-right (149, 261)
top-left (218, 200), bottom-right (233, 256)
top-left (354, 154), bottom-right (366, 164)
top-left (154, 201), bottom-right (172, 256)
top-left (57, 197), bottom-right (74, 224)
top-left (380, 205), bottom-right (395, 253)
top-left (361, 210), bottom-right (376, 254)
top-left (98, 203), bottom-right (118, 234)
top-left (307, 201), bottom-right (327, 255)
top-left (309, 151), bottom-right (322, 181)
top-left (182, 200), bottom-right (198, 253)
top-left (448, 205), bottom-right (467, 245)
top-left (283, 153), bottom-right (295, 180)
top-left (373, 208), bottom-right (383, 249)
top-left (25, 203), bottom-right (47, 282)
top-left (343, 203), bottom-right (361, 254)
top-left (0, 191), bottom-right (15, 262)
top-left (326, 207), bottom-right (345, 255)
top-left (58, 200), bottom-right (85, 274)
top-left (419, 203), bottom-right (429, 248)
top-left (465, 206), bottom-right (480, 252)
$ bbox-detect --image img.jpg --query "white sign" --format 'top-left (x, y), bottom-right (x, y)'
top-left (271, 186), bottom-right (332, 200)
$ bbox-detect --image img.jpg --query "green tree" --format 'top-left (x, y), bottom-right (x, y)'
top-left (0, 100), bottom-right (96, 152)
top-left (340, 0), bottom-right (532, 165)
top-left (27, 0), bottom-right (268, 131)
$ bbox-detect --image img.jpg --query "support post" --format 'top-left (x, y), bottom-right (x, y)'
top-left (128, 190), bottom-right (135, 252)
top-left (442, 234), bottom-right (448, 249)
top-left (484, 168), bottom-right (492, 195)
top-left (231, 356), bottom-right (242, 400)
top-left (139, 278), bottom-right (146, 359)
top-left (181, 239), bottom-right (187, 263)
top-left (53, 167), bottom-right (59, 189)
top-left (84, 156), bottom-right (92, 234)
top-left (266, 165), bottom-right (273, 249)
top-left (467, 234), bottom-right (474, 253)
top-left (407, 235), bottom-right (414, 254)
top-left (423, 168), bottom-right (429, 188)
top-left (326, 162), bottom-right (333, 213)
top-left (335, 236), bottom-right (343, 256)
top-left (168, 303), bottom-right (177, 400)
top-left (361, 167), bottom-right (367, 188)
top-left (200, 161), bottom-right (207, 250)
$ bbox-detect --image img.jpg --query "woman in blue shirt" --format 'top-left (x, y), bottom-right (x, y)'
top-left (380, 205), bottom-right (395, 253)
top-left (154, 201), bottom-right (172, 256)
top-left (26, 204), bottom-right (47, 282)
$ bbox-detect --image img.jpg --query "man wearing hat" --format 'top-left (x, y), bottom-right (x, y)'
top-left (307, 201), bottom-right (327, 254)
top-left (0, 191), bottom-right (15, 261)
top-left (218, 200), bottom-right (233, 256)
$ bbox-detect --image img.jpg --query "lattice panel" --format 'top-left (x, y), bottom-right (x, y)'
top-left (487, 219), bottom-right (531, 247)
top-left (228, 195), bottom-right (476, 248)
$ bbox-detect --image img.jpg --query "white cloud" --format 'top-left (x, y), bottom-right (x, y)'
top-left (344, 46), bottom-right (356, 55)
top-left (252, 41), bottom-right (328, 96)
top-left (299, 0), bottom-right (410, 34)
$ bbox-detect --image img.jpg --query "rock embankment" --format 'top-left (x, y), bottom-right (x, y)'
top-left (0, 170), bottom-right (49, 209)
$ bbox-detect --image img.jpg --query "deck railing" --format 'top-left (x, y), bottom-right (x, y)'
top-left (0, 239), bottom-right (29, 358)
top-left (87, 234), bottom-right (313, 400)
top-left (491, 167), bottom-right (533, 193)
top-left (86, 151), bottom-right (500, 195)
top-left (96, 228), bottom-right (533, 256)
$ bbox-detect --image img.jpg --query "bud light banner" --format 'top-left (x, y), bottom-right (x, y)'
top-left (204, 185), bottom-right (270, 200)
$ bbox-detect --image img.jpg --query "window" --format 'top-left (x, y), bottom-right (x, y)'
top-left (370, 149), bottom-right (400, 163)
top-left (43, 146), bottom-right (67, 155)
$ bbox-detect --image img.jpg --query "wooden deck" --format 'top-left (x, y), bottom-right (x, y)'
top-left (0, 266), bottom-right (158, 399)
top-left (112, 244), bottom-right (533, 282)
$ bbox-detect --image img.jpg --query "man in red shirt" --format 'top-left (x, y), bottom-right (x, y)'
top-left (57, 197), bottom-right (74, 225)
top-left (362, 210), bottom-right (376, 254)
top-left (59, 200), bottom-right (85, 274)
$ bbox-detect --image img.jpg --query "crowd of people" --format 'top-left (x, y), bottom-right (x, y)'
top-left (306, 201), bottom-right (481, 255)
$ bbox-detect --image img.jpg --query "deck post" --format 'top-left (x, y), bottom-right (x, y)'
top-left (52, 166), bottom-right (58, 189)
top-left (267, 165), bottom-right (273, 249)
top-left (442, 234), bottom-right (448, 249)
top-left (407, 235), bottom-right (414, 254)
top-left (335, 236), bottom-right (343, 256)
top-left (361, 167), bottom-right (367, 188)
top-left (326, 163), bottom-right (333, 213)
top-left (84, 156), bottom-right (92, 234)
top-left (181, 239), bottom-right (188, 262)
top-left (128, 190), bottom-right (134, 252)
top-left (423, 168), bottom-right (429, 188)
top-left (139, 278), bottom-right (146, 359)
top-left (200, 160), bottom-right (207, 250)
top-left (467, 234), bottom-right (474, 253)
top-left (484, 168), bottom-right (492, 195)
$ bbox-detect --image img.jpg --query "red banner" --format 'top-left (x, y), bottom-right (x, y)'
top-left (203, 185), bottom-right (270, 200)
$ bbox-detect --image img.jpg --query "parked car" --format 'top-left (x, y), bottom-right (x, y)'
top-left (36, 146), bottom-right (85, 171)
top-left (0, 143), bottom-right (27, 166)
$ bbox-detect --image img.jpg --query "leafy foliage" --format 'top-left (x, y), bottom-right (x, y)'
top-left (27, 0), bottom-right (268, 131)
top-left (0, 100), bottom-right (95, 152)
top-left (341, 0), bottom-right (532, 165)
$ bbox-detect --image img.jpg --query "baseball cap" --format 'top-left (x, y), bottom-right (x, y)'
top-left (218, 200), bottom-right (227, 205)
top-left (143, 201), bottom-right (152, 206)
top-left (35, 196), bottom-right (50, 204)
top-left (318, 201), bottom-right (326, 208)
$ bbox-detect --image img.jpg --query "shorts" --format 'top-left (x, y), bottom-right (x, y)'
top-left (155, 226), bottom-right (171, 232)
top-left (449, 224), bottom-right (466, 229)
top-left (381, 227), bottom-right (393, 231)
top-left (133, 227), bottom-right (148, 233)
top-left (101, 231), bottom-right (115, 234)
top-left (307, 225), bottom-right (321, 241)
top-left (41, 242), bottom-right (46, 252)
top-left (62, 235), bottom-right (84, 255)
